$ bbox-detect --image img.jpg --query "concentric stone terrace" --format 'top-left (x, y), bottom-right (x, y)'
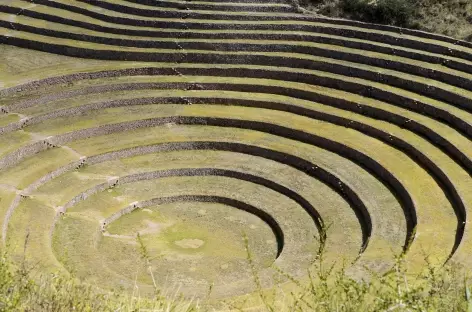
top-left (0, 0), bottom-right (471, 299)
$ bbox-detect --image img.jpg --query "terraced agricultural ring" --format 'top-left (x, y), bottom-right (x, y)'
top-left (0, 0), bottom-right (471, 299)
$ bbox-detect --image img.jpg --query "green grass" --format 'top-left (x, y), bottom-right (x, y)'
top-left (5, 197), bottom-right (61, 271)
top-left (0, 250), bottom-right (197, 312)
top-left (0, 131), bottom-right (32, 158)
top-left (0, 148), bottom-right (80, 189)
top-left (0, 114), bottom-right (21, 127)
top-left (1, 244), bottom-right (472, 311)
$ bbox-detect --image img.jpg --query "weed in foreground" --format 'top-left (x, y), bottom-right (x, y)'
top-left (1, 232), bottom-right (472, 311)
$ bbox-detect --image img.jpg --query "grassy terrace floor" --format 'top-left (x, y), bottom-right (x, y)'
top-left (0, 0), bottom-right (471, 310)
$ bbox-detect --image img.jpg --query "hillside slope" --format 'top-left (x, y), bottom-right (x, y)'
top-left (301, 0), bottom-right (472, 41)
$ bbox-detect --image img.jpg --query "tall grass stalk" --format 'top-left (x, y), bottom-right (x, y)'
top-left (1, 240), bottom-right (471, 311)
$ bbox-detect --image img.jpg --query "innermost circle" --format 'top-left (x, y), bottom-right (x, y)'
top-left (174, 238), bottom-right (205, 249)
top-left (53, 192), bottom-right (283, 299)
top-left (93, 200), bottom-right (279, 296)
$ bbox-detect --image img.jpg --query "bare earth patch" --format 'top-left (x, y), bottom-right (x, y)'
top-left (174, 238), bottom-right (205, 249)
